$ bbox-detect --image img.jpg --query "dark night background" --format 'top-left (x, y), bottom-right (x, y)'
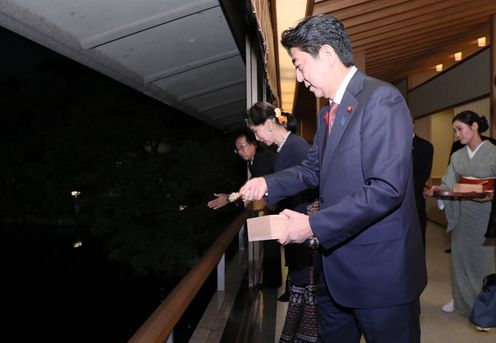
top-left (0, 26), bottom-right (246, 342)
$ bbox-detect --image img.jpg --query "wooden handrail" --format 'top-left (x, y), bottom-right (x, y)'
top-left (128, 211), bottom-right (248, 343)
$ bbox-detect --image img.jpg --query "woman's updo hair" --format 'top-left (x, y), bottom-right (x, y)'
top-left (245, 101), bottom-right (298, 134)
top-left (452, 110), bottom-right (489, 134)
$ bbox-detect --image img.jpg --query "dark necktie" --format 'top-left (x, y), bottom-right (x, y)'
top-left (328, 102), bottom-right (339, 135)
top-left (321, 102), bottom-right (339, 161)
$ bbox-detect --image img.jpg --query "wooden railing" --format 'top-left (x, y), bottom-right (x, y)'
top-left (128, 211), bottom-right (248, 343)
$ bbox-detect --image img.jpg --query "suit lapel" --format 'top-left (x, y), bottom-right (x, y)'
top-left (321, 71), bottom-right (364, 173)
top-left (318, 104), bottom-right (331, 165)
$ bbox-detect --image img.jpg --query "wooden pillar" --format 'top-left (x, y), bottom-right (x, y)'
top-left (491, 15), bottom-right (496, 137)
top-left (354, 49), bottom-right (366, 71)
top-left (293, 82), bottom-right (319, 143)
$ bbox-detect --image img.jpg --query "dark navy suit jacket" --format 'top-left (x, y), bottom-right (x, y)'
top-left (249, 149), bottom-right (275, 178)
top-left (264, 70), bottom-right (427, 308)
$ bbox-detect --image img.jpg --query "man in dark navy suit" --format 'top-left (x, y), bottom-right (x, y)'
top-left (240, 15), bottom-right (426, 343)
top-left (412, 132), bottom-right (433, 250)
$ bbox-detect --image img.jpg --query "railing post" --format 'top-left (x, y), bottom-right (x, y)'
top-left (247, 209), bottom-right (265, 288)
top-left (248, 240), bottom-right (263, 288)
top-left (239, 223), bottom-right (246, 251)
top-left (248, 240), bottom-right (254, 287)
top-left (128, 212), bottom-right (247, 343)
top-left (217, 253), bottom-right (225, 291)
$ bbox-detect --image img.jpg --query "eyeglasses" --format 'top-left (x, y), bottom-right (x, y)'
top-left (234, 143), bottom-right (249, 154)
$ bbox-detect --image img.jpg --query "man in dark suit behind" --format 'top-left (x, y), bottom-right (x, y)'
top-left (207, 131), bottom-right (281, 288)
top-left (240, 15), bottom-right (426, 343)
top-left (412, 133), bottom-right (433, 250)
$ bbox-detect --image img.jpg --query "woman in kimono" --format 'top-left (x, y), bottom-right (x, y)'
top-left (425, 110), bottom-right (496, 327)
top-left (245, 101), bottom-right (317, 342)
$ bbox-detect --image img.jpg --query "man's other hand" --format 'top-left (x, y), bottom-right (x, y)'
top-left (278, 209), bottom-right (314, 245)
top-left (240, 177), bottom-right (268, 201)
top-left (207, 193), bottom-right (228, 210)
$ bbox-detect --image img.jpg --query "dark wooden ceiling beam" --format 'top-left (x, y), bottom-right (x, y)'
top-left (350, 6), bottom-right (494, 49)
top-left (369, 45), bottom-right (484, 78)
top-left (367, 29), bottom-right (487, 79)
top-left (315, 0), bottom-right (409, 21)
top-left (338, 0), bottom-right (449, 28)
top-left (308, 0), bottom-right (496, 84)
top-left (369, 44), bottom-right (484, 77)
top-left (360, 30), bottom-right (486, 77)
top-left (313, 0), bottom-right (375, 14)
top-left (360, 22), bottom-right (488, 60)
top-left (346, 0), bottom-right (488, 36)
top-left (369, 47), bottom-right (486, 81)
top-left (366, 27), bottom-right (486, 68)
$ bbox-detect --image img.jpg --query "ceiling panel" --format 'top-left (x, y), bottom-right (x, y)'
top-left (95, 7), bottom-right (236, 76)
top-left (0, 0), bottom-right (246, 132)
top-left (13, 0), bottom-right (212, 42)
top-left (202, 99), bottom-right (246, 119)
top-left (186, 83), bottom-right (245, 111)
top-left (153, 55), bottom-right (245, 101)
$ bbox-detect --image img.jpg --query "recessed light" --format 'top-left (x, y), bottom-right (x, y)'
top-left (477, 37), bottom-right (487, 47)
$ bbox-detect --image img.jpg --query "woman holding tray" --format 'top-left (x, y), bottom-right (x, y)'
top-left (245, 101), bottom-right (317, 342)
top-left (424, 110), bottom-right (496, 327)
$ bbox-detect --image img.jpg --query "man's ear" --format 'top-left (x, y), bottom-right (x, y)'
top-left (320, 44), bottom-right (335, 58)
top-left (320, 44), bottom-right (337, 66)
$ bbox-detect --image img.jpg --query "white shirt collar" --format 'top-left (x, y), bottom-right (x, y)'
top-left (330, 66), bottom-right (357, 106)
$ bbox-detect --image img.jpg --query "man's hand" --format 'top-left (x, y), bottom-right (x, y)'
top-left (207, 193), bottom-right (228, 210)
top-left (423, 185), bottom-right (437, 198)
top-left (239, 177), bottom-right (268, 201)
top-left (278, 209), bottom-right (314, 245)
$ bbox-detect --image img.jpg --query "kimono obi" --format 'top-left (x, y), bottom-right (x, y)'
top-left (455, 176), bottom-right (496, 193)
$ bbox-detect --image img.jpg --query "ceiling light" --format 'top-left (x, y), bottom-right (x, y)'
top-left (454, 52), bottom-right (462, 61)
top-left (477, 37), bottom-right (487, 47)
top-left (435, 64), bottom-right (443, 72)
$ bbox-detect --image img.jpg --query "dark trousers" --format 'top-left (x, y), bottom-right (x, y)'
top-left (316, 275), bottom-right (421, 343)
top-left (415, 196), bottom-right (427, 252)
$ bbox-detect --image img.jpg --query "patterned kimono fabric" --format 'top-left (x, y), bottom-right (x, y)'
top-left (277, 134), bottom-right (317, 343)
top-left (442, 142), bottom-right (496, 316)
top-left (279, 242), bottom-right (318, 343)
